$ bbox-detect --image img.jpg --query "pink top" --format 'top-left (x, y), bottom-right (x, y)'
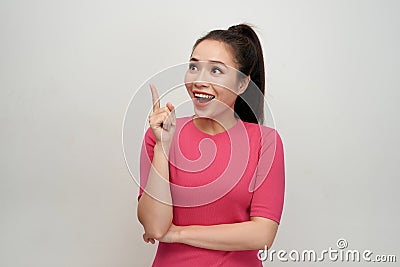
top-left (138, 116), bottom-right (285, 266)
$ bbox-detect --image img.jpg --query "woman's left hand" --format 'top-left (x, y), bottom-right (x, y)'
top-left (156, 223), bottom-right (182, 243)
top-left (143, 232), bottom-right (156, 244)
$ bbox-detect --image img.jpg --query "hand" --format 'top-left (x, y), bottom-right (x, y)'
top-left (156, 223), bottom-right (181, 243)
top-left (142, 232), bottom-right (156, 244)
top-left (148, 84), bottom-right (176, 148)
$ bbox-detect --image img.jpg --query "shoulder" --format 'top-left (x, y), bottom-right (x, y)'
top-left (241, 121), bottom-right (284, 150)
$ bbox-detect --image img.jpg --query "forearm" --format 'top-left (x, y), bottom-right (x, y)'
top-left (176, 218), bottom-right (278, 251)
top-left (138, 143), bottom-right (173, 238)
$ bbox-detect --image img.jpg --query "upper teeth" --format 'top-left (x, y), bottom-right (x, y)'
top-left (194, 93), bottom-right (214, 99)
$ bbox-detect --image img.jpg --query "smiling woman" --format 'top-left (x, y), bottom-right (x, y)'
top-left (137, 24), bottom-right (285, 267)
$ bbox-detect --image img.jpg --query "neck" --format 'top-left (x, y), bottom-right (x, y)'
top-left (193, 110), bottom-right (238, 136)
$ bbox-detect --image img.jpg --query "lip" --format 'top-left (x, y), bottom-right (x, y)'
top-left (191, 90), bottom-right (215, 107)
top-left (192, 89), bottom-right (215, 97)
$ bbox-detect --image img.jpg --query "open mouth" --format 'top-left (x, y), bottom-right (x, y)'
top-left (194, 93), bottom-right (215, 103)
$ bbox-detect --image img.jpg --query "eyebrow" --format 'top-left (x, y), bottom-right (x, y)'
top-left (189, 57), bottom-right (228, 68)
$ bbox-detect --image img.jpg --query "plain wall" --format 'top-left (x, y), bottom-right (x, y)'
top-left (1, 0), bottom-right (399, 266)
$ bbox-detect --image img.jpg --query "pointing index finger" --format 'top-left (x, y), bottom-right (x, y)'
top-left (150, 84), bottom-right (160, 111)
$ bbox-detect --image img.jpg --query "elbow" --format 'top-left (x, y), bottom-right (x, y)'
top-left (144, 223), bottom-right (171, 240)
top-left (254, 234), bottom-right (275, 251)
top-left (257, 224), bottom-right (278, 250)
top-left (252, 236), bottom-right (274, 250)
top-left (138, 211), bottom-right (172, 239)
top-left (261, 237), bottom-right (275, 251)
top-left (147, 228), bottom-right (168, 240)
top-left (137, 205), bottom-right (172, 232)
top-left (138, 218), bottom-right (172, 239)
top-left (250, 217), bottom-right (279, 250)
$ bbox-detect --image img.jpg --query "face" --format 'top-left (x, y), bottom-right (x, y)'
top-left (184, 39), bottom-right (249, 120)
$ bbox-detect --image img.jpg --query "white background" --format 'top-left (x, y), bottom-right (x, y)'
top-left (1, 0), bottom-right (399, 266)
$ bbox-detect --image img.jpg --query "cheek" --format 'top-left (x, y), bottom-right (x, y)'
top-left (215, 86), bottom-right (238, 104)
top-left (184, 72), bottom-right (193, 94)
top-left (217, 72), bottom-right (241, 92)
top-left (184, 70), bottom-right (196, 84)
top-left (185, 83), bottom-right (193, 96)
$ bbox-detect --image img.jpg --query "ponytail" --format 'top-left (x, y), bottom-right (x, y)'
top-left (192, 24), bottom-right (265, 124)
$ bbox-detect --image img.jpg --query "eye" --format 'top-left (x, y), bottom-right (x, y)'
top-left (211, 67), bottom-right (223, 74)
top-left (189, 63), bottom-right (198, 71)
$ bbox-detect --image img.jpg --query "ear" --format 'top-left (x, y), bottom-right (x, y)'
top-left (238, 76), bottom-right (250, 95)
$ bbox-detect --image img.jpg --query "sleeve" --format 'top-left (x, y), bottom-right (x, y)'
top-left (137, 127), bottom-right (156, 202)
top-left (249, 129), bottom-right (285, 224)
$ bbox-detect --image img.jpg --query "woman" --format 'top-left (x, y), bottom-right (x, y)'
top-left (137, 24), bottom-right (285, 266)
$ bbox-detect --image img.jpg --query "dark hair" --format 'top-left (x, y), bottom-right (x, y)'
top-left (192, 24), bottom-right (265, 124)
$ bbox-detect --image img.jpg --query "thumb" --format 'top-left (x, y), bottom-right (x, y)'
top-left (166, 102), bottom-right (176, 125)
top-left (166, 102), bottom-right (174, 112)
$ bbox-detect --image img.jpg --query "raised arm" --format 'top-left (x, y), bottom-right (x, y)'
top-left (137, 84), bottom-right (176, 240)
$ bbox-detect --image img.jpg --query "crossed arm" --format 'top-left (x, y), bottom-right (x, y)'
top-left (155, 216), bottom-right (279, 251)
top-left (137, 145), bottom-right (279, 251)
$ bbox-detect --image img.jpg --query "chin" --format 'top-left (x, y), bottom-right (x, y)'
top-left (193, 105), bottom-right (232, 122)
top-left (193, 107), bottom-right (213, 119)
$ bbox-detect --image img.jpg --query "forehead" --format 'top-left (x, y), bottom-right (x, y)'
top-left (191, 39), bottom-right (237, 69)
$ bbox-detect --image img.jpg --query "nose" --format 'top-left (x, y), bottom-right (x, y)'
top-left (193, 68), bottom-right (210, 88)
top-left (193, 80), bottom-right (210, 89)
